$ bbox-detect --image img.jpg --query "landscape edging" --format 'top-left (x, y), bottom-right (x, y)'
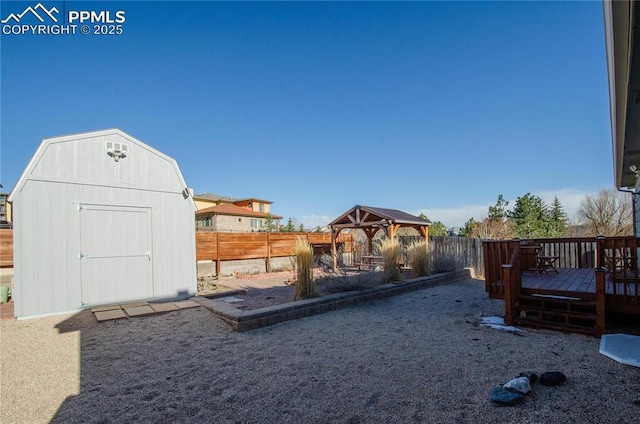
top-left (193, 268), bottom-right (472, 331)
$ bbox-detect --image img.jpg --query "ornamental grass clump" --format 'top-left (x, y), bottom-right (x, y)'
top-left (428, 250), bottom-right (458, 274)
top-left (379, 237), bottom-right (402, 283)
top-left (293, 237), bottom-right (316, 300)
top-left (407, 240), bottom-right (429, 278)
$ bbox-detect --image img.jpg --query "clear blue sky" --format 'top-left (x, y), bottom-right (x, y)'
top-left (1, 1), bottom-right (613, 228)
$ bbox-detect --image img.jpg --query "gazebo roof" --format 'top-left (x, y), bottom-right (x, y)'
top-left (328, 205), bottom-right (431, 270)
top-left (329, 205), bottom-right (431, 229)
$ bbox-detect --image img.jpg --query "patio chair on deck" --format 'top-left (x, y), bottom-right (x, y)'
top-left (520, 242), bottom-right (542, 273)
top-left (536, 254), bottom-right (559, 274)
top-left (519, 242), bottom-right (559, 274)
top-left (605, 248), bottom-right (639, 282)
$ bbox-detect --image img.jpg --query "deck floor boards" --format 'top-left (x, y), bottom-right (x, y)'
top-left (522, 268), bottom-right (595, 293)
top-left (521, 268), bottom-right (639, 303)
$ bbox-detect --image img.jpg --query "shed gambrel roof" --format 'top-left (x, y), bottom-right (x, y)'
top-left (329, 205), bottom-right (431, 228)
top-left (9, 128), bottom-right (196, 211)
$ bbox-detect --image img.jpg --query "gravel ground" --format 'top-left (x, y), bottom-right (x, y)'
top-left (1, 277), bottom-right (640, 423)
top-left (212, 269), bottom-right (385, 310)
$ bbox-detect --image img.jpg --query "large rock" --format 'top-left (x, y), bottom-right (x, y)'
top-left (519, 371), bottom-right (538, 384)
top-left (489, 386), bottom-right (525, 406)
top-left (503, 376), bottom-right (531, 394)
top-left (539, 371), bottom-right (566, 386)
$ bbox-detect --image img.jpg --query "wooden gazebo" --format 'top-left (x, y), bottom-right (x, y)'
top-left (329, 205), bottom-right (431, 270)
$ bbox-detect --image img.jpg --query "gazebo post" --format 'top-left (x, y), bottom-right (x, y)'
top-left (389, 223), bottom-right (399, 239)
top-left (330, 226), bottom-right (338, 272)
top-left (419, 225), bottom-right (429, 250)
top-left (367, 229), bottom-right (374, 255)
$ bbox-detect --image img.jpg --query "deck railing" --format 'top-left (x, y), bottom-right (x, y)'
top-left (502, 242), bottom-right (521, 326)
top-left (482, 240), bottom-right (518, 297)
top-left (484, 237), bottom-right (602, 298)
top-left (524, 237), bottom-right (599, 269)
top-left (597, 236), bottom-right (640, 311)
top-left (485, 236), bottom-right (640, 332)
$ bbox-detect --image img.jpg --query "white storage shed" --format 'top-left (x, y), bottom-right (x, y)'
top-left (9, 129), bottom-right (197, 318)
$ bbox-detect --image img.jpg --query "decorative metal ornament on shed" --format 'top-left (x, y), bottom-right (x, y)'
top-left (106, 141), bottom-right (128, 162)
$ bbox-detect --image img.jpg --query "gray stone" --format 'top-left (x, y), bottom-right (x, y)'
top-left (219, 296), bottom-right (244, 304)
top-left (503, 376), bottom-right (531, 395)
top-left (489, 386), bottom-right (525, 406)
top-left (539, 371), bottom-right (566, 386)
top-left (519, 371), bottom-right (538, 384)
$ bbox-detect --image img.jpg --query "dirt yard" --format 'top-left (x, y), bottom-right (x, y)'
top-left (1, 276), bottom-right (639, 423)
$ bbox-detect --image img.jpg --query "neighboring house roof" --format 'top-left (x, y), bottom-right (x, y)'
top-left (234, 198), bottom-right (274, 204)
top-left (330, 205), bottom-right (431, 228)
top-left (193, 194), bottom-right (273, 205)
top-left (196, 204), bottom-right (283, 219)
top-left (193, 192), bottom-right (237, 202)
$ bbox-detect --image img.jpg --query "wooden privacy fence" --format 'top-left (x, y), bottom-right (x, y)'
top-left (196, 231), bottom-right (355, 275)
top-left (0, 229), bottom-right (12, 268)
top-left (0, 229), bottom-right (354, 270)
top-left (2, 230), bottom-right (484, 276)
top-left (355, 236), bottom-right (484, 276)
top-left (426, 236), bottom-right (484, 276)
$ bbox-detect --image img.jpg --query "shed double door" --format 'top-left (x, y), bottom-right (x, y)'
top-left (79, 204), bottom-right (153, 307)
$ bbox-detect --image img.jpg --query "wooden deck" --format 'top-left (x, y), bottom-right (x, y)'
top-left (484, 237), bottom-right (640, 335)
top-left (521, 268), bottom-right (640, 310)
top-left (522, 268), bottom-right (596, 294)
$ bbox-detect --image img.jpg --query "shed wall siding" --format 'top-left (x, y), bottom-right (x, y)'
top-left (12, 131), bottom-right (196, 317)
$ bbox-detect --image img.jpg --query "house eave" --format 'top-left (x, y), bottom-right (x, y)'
top-left (604, 0), bottom-right (640, 189)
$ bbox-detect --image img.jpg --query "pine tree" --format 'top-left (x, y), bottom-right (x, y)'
top-left (283, 217), bottom-right (295, 232)
top-left (488, 195), bottom-right (510, 221)
top-left (460, 217), bottom-right (477, 237)
top-left (548, 196), bottom-right (568, 237)
top-left (263, 213), bottom-right (276, 232)
top-left (510, 193), bottom-right (549, 238)
top-left (429, 221), bottom-right (448, 237)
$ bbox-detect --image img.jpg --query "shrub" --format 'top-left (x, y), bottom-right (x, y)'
top-left (317, 253), bottom-right (334, 271)
top-left (378, 237), bottom-right (402, 283)
top-left (406, 240), bottom-right (429, 278)
top-left (428, 250), bottom-right (458, 274)
top-left (316, 269), bottom-right (380, 293)
top-left (293, 237), bottom-right (316, 300)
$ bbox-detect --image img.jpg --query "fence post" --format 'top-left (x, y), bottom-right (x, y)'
top-left (266, 232), bottom-right (271, 273)
top-left (482, 242), bottom-right (491, 292)
top-left (331, 229), bottom-right (338, 272)
top-left (502, 264), bottom-right (514, 325)
top-left (596, 235), bottom-right (605, 269)
top-left (215, 233), bottom-right (221, 277)
top-left (595, 267), bottom-right (606, 337)
top-left (577, 242), bottom-right (583, 268)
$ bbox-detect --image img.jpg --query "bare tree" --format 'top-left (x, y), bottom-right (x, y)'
top-left (576, 188), bottom-right (633, 236)
top-left (563, 217), bottom-right (590, 238)
top-left (469, 216), bottom-right (515, 240)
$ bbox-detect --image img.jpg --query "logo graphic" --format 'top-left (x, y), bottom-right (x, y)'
top-left (2, 2), bottom-right (126, 36)
top-left (1, 3), bottom-right (58, 24)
